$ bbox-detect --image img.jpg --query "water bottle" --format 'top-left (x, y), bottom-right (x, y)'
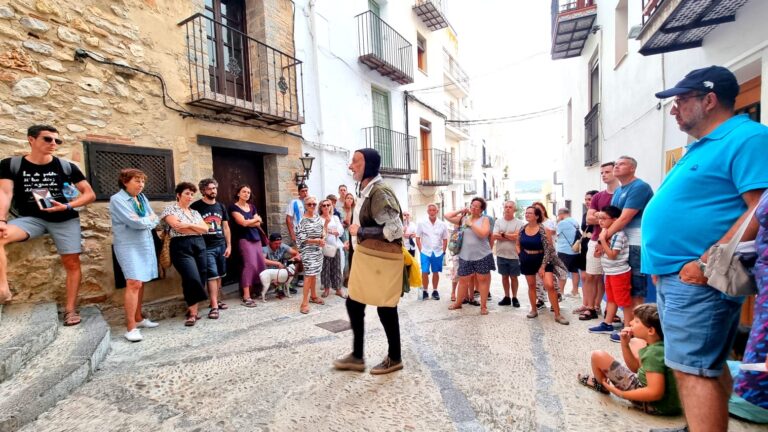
top-left (62, 182), bottom-right (81, 211)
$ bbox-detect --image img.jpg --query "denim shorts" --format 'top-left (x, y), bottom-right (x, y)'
top-left (628, 245), bottom-right (647, 298)
top-left (10, 216), bottom-right (82, 254)
top-left (204, 242), bottom-right (227, 280)
top-left (656, 274), bottom-right (744, 377)
top-left (496, 256), bottom-right (521, 276)
top-left (420, 252), bottom-right (444, 273)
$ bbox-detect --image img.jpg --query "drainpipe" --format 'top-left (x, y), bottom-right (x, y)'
top-left (404, 90), bottom-right (411, 175)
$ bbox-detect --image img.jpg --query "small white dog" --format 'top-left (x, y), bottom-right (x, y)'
top-left (259, 262), bottom-right (296, 302)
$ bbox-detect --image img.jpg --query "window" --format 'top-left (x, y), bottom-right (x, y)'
top-left (371, 87), bottom-right (392, 166)
top-left (205, 0), bottom-right (249, 100)
top-left (83, 142), bottom-right (175, 201)
top-left (417, 33), bottom-right (427, 73)
top-left (585, 56), bottom-right (600, 166)
top-left (614, 0), bottom-right (628, 68)
top-left (589, 57), bottom-right (599, 109)
top-left (567, 98), bottom-right (573, 143)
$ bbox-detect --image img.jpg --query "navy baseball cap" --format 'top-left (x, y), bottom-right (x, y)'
top-left (655, 66), bottom-right (739, 102)
top-left (269, 233), bottom-right (282, 242)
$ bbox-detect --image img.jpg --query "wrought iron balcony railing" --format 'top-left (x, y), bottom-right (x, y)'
top-left (362, 126), bottom-right (417, 175)
top-left (413, 0), bottom-right (450, 31)
top-left (179, 13), bottom-right (304, 126)
top-left (451, 161), bottom-right (472, 181)
top-left (551, 0), bottom-right (597, 60)
top-left (356, 11), bottom-right (413, 85)
top-left (463, 181), bottom-right (477, 195)
top-left (419, 148), bottom-right (452, 186)
top-left (584, 103), bottom-right (600, 167)
top-left (443, 50), bottom-right (470, 93)
top-left (445, 106), bottom-right (470, 136)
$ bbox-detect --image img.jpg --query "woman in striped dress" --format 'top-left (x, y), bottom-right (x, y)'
top-left (296, 195), bottom-right (325, 314)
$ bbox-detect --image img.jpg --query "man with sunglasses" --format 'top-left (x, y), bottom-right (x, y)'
top-left (643, 66), bottom-right (768, 432)
top-left (0, 125), bottom-right (96, 326)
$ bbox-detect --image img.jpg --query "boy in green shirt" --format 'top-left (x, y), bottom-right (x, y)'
top-left (578, 303), bottom-right (682, 415)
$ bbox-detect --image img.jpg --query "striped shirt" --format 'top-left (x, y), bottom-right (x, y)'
top-left (601, 230), bottom-right (630, 275)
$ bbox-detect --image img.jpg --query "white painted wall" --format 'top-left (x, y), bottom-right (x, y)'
top-left (557, 0), bottom-right (768, 205)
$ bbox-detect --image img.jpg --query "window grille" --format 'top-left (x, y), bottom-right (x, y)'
top-left (84, 142), bottom-right (175, 201)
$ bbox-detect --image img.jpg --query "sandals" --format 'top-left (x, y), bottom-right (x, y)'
top-left (63, 311), bottom-right (81, 326)
top-left (300, 304), bottom-right (310, 314)
top-left (448, 303), bottom-right (462, 310)
top-left (309, 297), bottom-right (325, 305)
top-left (208, 308), bottom-right (219, 320)
top-left (218, 302), bottom-right (229, 310)
top-left (578, 373), bottom-right (609, 394)
top-left (579, 309), bottom-right (598, 321)
top-left (572, 305), bottom-right (589, 314)
top-left (480, 308), bottom-right (489, 316)
top-left (242, 298), bottom-right (257, 308)
top-left (321, 289), bottom-right (330, 298)
top-left (184, 312), bottom-right (197, 327)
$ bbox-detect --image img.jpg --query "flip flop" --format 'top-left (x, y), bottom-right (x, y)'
top-left (309, 297), bottom-right (325, 305)
top-left (63, 311), bottom-right (81, 326)
top-left (577, 373), bottom-right (609, 394)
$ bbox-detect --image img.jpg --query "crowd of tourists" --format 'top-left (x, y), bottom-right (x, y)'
top-left (0, 65), bottom-right (767, 429)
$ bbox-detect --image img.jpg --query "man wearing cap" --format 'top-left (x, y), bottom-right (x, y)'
top-left (333, 148), bottom-right (406, 375)
top-left (643, 66), bottom-right (768, 432)
top-left (262, 232), bottom-right (301, 298)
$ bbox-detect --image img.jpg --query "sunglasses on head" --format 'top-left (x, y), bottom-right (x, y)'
top-left (42, 136), bottom-right (63, 145)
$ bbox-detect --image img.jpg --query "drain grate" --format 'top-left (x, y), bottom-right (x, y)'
top-left (315, 319), bottom-right (351, 333)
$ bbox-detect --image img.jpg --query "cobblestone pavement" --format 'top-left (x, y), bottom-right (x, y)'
top-left (24, 277), bottom-right (763, 432)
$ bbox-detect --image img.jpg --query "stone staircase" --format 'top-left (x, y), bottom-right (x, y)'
top-left (0, 303), bottom-right (110, 431)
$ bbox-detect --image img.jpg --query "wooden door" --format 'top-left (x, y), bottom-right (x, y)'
top-left (212, 147), bottom-right (266, 285)
top-left (420, 121), bottom-right (431, 181)
top-left (205, 0), bottom-right (250, 101)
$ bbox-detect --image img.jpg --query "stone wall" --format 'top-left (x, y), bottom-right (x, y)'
top-left (0, 0), bottom-right (304, 307)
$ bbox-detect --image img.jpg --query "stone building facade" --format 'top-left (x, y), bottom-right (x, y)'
top-left (0, 0), bottom-right (305, 306)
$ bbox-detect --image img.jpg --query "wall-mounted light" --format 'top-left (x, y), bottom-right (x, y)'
top-left (294, 153), bottom-right (316, 186)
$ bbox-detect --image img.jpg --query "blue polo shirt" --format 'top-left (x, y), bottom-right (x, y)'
top-left (641, 114), bottom-right (768, 275)
top-left (611, 178), bottom-right (654, 246)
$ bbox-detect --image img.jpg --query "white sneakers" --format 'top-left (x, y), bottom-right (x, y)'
top-left (125, 318), bottom-right (160, 342)
top-left (124, 328), bottom-right (143, 342)
top-left (137, 318), bottom-right (159, 328)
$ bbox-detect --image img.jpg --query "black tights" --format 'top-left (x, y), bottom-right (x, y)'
top-left (345, 297), bottom-right (401, 361)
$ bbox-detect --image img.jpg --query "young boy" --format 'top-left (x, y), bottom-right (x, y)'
top-left (589, 205), bottom-right (633, 338)
top-left (578, 303), bottom-right (682, 416)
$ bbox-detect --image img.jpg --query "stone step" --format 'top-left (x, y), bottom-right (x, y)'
top-left (0, 306), bottom-right (110, 432)
top-left (0, 303), bottom-right (58, 384)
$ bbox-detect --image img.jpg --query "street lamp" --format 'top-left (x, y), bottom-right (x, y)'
top-left (294, 153), bottom-right (316, 186)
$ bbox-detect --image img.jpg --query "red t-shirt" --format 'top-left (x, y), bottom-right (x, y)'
top-left (589, 190), bottom-right (614, 241)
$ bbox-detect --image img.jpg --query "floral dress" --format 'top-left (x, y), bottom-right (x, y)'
top-left (734, 190), bottom-right (768, 409)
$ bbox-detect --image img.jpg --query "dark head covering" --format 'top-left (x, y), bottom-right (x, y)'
top-left (355, 148), bottom-right (381, 180)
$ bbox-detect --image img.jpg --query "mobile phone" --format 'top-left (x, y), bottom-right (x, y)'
top-left (39, 198), bottom-right (51, 209)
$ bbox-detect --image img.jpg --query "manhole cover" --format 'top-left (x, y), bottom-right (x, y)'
top-left (316, 319), bottom-right (351, 333)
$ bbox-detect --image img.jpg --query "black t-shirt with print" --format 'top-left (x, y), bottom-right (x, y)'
top-left (190, 200), bottom-right (229, 247)
top-left (0, 157), bottom-right (85, 222)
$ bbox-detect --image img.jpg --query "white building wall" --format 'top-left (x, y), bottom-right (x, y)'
top-left (558, 0), bottom-right (768, 206)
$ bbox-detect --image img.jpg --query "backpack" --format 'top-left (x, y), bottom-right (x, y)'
top-left (8, 156), bottom-right (74, 216)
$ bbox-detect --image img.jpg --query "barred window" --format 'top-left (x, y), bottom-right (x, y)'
top-left (83, 142), bottom-right (175, 201)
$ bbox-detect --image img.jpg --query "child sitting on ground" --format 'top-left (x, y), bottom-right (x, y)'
top-left (589, 205), bottom-right (633, 339)
top-left (578, 303), bottom-right (682, 415)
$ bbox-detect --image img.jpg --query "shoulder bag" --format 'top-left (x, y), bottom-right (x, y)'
top-left (158, 227), bottom-right (172, 269)
top-left (447, 217), bottom-right (465, 256)
top-left (703, 207), bottom-right (758, 296)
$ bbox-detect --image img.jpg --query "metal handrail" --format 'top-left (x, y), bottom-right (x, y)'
top-left (641, 0), bottom-right (665, 26)
top-left (559, 0), bottom-right (595, 13)
top-left (178, 13), bottom-right (304, 123)
top-left (443, 49), bottom-right (470, 91)
top-left (419, 148), bottom-right (452, 185)
top-left (362, 126), bottom-right (417, 174)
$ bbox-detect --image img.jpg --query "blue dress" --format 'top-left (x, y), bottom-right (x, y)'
top-left (109, 189), bottom-right (159, 282)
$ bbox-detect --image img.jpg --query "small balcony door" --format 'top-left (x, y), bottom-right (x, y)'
top-left (372, 88), bottom-right (393, 167)
top-left (369, 0), bottom-right (384, 59)
top-left (205, 0), bottom-right (250, 101)
top-left (420, 120), bottom-right (432, 182)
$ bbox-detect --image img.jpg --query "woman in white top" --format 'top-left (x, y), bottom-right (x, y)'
top-left (319, 199), bottom-right (345, 298)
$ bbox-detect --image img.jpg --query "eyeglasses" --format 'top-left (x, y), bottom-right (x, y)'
top-left (42, 136), bottom-right (63, 145)
top-left (672, 93), bottom-right (707, 108)
top-left (306, 203), bottom-right (317, 207)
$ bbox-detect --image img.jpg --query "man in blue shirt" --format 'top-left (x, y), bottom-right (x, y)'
top-left (642, 66), bottom-right (768, 432)
top-left (600, 156), bottom-right (654, 332)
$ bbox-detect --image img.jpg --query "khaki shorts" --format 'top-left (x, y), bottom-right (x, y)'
top-left (585, 240), bottom-right (603, 275)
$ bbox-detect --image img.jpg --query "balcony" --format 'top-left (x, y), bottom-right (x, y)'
top-left (551, 0), bottom-right (597, 60)
top-left (178, 13), bottom-right (304, 126)
top-left (463, 181), bottom-right (477, 196)
top-left (443, 50), bottom-right (470, 98)
top-left (451, 158), bottom-right (473, 182)
top-left (584, 103), bottom-right (599, 166)
top-left (445, 105), bottom-right (470, 140)
top-left (638, 0), bottom-right (749, 56)
top-left (418, 148), bottom-right (452, 186)
top-left (356, 11), bottom-right (414, 85)
top-left (362, 126), bottom-right (418, 175)
top-left (413, 0), bottom-right (450, 31)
